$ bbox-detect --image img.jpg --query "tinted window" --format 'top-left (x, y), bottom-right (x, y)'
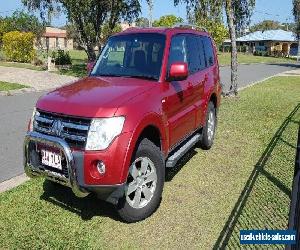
top-left (187, 35), bottom-right (206, 74)
top-left (91, 33), bottom-right (166, 80)
top-left (168, 35), bottom-right (187, 70)
top-left (203, 37), bottom-right (215, 66)
top-left (196, 36), bottom-right (207, 69)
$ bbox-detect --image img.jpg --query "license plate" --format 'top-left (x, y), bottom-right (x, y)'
top-left (41, 149), bottom-right (62, 170)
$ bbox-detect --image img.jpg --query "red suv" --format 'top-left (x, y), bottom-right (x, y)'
top-left (24, 25), bottom-right (222, 222)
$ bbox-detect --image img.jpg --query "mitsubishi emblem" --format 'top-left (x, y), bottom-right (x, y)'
top-left (51, 120), bottom-right (63, 136)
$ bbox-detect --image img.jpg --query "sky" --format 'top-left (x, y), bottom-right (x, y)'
top-left (0, 0), bottom-right (295, 27)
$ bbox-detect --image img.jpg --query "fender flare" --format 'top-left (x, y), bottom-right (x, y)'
top-left (119, 112), bottom-right (167, 183)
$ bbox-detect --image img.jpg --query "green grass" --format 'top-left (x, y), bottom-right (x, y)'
top-left (68, 50), bottom-right (88, 65)
top-left (0, 50), bottom-right (88, 78)
top-left (218, 52), bottom-right (297, 66)
top-left (0, 77), bottom-right (300, 249)
top-left (0, 81), bottom-right (28, 91)
top-left (57, 50), bottom-right (88, 78)
top-left (0, 61), bottom-right (44, 71)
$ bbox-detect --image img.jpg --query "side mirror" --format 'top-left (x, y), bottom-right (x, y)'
top-left (87, 61), bottom-right (95, 74)
top-left (168, 62), bottom-right (188, 81)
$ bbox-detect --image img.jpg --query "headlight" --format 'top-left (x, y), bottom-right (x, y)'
top-left (28, 107), bottom-right (38, 132)
top-left (85, 117), bottom-right (125, 151)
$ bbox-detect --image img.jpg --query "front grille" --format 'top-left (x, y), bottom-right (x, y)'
top-left (33, 110), bottom-right (91, 149)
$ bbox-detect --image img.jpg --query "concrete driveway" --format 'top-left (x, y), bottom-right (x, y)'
top-left (0, 66), bottom-right (77, 91)
top-left (0, 63), bottom-right (299, 184)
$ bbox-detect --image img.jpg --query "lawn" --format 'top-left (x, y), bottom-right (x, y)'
top-left (218, 52), bottom-right (297, 66)
top-left (0, 81), bottom-right (28, 91)
top-left (58, 50), bottom-right (89, 78)
top-left (0, 61), bottom-right (44, 71)
top-left (0, 76), bottom-right (299, 249)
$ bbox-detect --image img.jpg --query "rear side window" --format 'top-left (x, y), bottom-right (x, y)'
top-left (186, 35), bottom-right (206, 74)
top-left (203, 37), bottom-right (215, 67)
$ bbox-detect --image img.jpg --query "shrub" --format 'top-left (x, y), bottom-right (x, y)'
top-left (51, 50), bottom-right (72, 65)
top-left (2, 31), bottom-right (35, 62)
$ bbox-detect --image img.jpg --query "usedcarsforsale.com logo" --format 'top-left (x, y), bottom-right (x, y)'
top-left (240, 230), bottom-right (296, 245)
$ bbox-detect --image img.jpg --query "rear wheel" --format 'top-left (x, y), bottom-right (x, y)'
top-left (117, 138), bottom-right (165, 223)
top-left (200, 101), bottom-right (216, 150)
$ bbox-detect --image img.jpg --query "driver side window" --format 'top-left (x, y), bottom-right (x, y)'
top-left (168, 35), bottom-right (187, 72)
top-left (106, 41), bottom-right (126, 66)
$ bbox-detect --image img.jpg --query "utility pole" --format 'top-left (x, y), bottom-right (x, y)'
top-left (148, 0), bottom-right (153, 27)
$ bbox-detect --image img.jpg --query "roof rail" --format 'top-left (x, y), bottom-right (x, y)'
top-left (172, 23), bottom-right (208, 32)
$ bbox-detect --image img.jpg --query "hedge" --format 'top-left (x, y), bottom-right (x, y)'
top-left (2, 31), bottom-right (35, 63)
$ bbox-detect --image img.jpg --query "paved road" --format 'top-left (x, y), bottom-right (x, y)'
top-left (220, 63), bottom-right (299, 92)
top-left (0, 63), bottom-right (299, 183)
top-left (0, 92), bottom-right (43, 182)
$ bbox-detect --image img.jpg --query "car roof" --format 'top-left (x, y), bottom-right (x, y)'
top-left (117, 27), bottom-right (210, 37)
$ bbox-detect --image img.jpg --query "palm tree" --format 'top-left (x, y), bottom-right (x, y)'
top-left (146, 0), bottom-right (154, 27)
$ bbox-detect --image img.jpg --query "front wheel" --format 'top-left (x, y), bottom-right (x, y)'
top-left (117, 138), bottom-right (165, 223)
top-left (200, 101), bottom-right (217, 150)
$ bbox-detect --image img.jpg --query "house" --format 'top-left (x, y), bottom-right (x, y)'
top-left (236, 29), bottom-right (298, 57)
top-left (39, 27), bottom-right (73, 51)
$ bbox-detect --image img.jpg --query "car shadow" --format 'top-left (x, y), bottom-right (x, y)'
top-left (213, 103), bottom-right (300, 249)
top-left (40, 147), bottom-right (199, 221)
top-left (165, 149), bottom-right (198, 182)
top-left (40, 180), bottom-right (122, 222)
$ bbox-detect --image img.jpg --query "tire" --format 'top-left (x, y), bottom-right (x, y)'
top-left (200, 101), bottom-right (217, 150)
top-left (117, 138), bottom-right (165, 223)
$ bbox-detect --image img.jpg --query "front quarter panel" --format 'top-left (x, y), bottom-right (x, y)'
top-left (114, 85), bottom-right (168, 182)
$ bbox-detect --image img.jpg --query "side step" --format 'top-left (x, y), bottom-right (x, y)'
top-left (166, 133), bottom-right (202, 168)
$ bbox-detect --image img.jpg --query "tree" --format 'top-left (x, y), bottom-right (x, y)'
top-left (153, 15), bottom-right (184, 27)
top-left (135, 17), bottom-right (150, 27)
top-left (175, 0), bottom-right (255, 96)
top-left (281, 22), bottom-right (296, 32)
top-left (194, 19), bottom-right (228, 46)
top-left (146, 0), bottom-right (154, 27)
top-left (3, 31), bottom-right (36, 62)
top-left (250, 20), bottom-right (282, 32)
top-left (293, 0), bottom-right (300, 61)
top-left (100, 23), bottom-right (122, 44)
top-left (0, 11), bottom-right (45, 44)
top-left (22, 0), bottom-right (141, 61)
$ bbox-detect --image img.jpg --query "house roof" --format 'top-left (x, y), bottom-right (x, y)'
top-left (43, 32), bottom-right (67, 38)
top-left (237, 29), bottom-right (296, 42)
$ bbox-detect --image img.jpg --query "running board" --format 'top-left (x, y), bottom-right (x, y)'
top-left (166, 133), bottom-right (201, 168)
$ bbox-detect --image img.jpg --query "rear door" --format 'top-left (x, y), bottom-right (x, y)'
top-left (186, 34), bottom-right (207, 128)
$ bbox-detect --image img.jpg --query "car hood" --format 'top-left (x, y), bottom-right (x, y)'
top-left (36, 76), bottom-right (155, 118)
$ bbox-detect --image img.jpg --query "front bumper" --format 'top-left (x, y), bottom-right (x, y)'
top-left (24, 131), bottom-right (125, 203)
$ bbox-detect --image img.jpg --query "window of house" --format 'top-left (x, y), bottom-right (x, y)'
top-left (64, 38), bottom-right (67, 48)
top-left (46, 37), bottom-right (49, 50)
top-left (56, 37), bottom-right (59, 48)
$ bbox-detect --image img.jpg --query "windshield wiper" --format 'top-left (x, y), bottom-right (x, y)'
top-left (123, 75), bottom-right (158, 81)
top-left (94, 74), bottom-right (158, 81)
top-left (96, 74), bottom-right (123, 77)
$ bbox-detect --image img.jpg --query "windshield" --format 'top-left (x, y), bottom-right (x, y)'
top-left (91, 33), bottom-right (166, 81)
